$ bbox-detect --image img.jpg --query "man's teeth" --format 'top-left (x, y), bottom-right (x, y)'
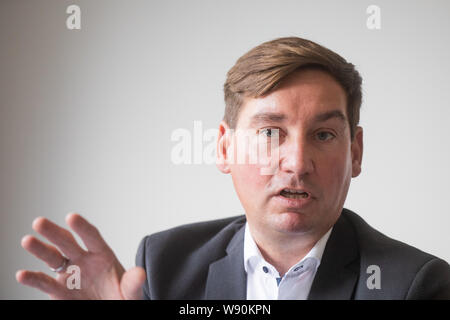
top-left (280, 189), bottom-right (308, 199)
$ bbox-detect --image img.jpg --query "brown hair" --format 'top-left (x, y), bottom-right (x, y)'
top-left (223, 37), bottom-right (362, 140)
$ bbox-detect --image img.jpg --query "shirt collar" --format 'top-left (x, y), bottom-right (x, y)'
top-left (244, 222), bottom-right (333, 275)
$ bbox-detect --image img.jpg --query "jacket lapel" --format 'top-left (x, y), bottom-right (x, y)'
top-left (308, 210), bottom-right (360, 300)
top-left (205, 225), bottom-right (247, 299)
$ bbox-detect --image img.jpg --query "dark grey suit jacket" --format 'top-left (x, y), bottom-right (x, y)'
top-left (135, 208), bottom-right (450, 299)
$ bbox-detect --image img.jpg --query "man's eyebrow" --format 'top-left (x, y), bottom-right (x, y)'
top-left (248, 109), bottom-right (347, 126)
top-left (249, 112), bottom-right (287, 126)
top-left (312, 110), bottom-right (347, 124)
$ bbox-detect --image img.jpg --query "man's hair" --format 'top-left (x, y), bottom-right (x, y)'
top-left (223, 37), bottom-right (362, 140)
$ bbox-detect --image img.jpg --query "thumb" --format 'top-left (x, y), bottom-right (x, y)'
top-left (120, 266), bottom-right (147, 300)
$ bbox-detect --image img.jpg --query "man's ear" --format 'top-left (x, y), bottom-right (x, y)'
top-left (351, 126), bottom-right (363, 178)
top-left (216, 121), bottom-right (233, 174)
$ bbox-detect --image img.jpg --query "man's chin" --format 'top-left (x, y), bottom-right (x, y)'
top-left (268, 211), bottom-right (315, 235)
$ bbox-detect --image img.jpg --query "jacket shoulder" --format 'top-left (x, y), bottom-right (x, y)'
top-left (135, 215), bottom-right (246, 299)
top-left (342, 208), bottom-right (450, 299)
top-left (145, 215), bottom-right (245, 251)
top-left (343, 208), bottom-right (443, 263)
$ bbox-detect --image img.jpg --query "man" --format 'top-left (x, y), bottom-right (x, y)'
top-left (16, 37), bottom-right (450, 299)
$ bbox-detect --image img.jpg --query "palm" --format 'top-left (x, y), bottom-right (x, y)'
top-left (52, 252), bottom-right (124, 299)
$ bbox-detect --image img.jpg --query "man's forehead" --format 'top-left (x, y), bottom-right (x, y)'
top-left (237, 70), bottom-right (347, 128)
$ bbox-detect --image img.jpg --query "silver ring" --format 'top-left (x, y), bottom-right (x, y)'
top-left (50, 257), bottom-right (69, 273)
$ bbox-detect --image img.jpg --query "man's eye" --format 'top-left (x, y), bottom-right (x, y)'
top-left (259, 128), bottom-right (279, 138)
top-left (316, 131), bottom-right (335, 141)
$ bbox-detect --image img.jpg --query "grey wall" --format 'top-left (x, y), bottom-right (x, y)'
top-left (1, 0), bottom-right (449, 299)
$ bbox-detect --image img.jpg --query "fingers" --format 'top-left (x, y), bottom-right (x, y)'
top-left (120, 267), bottom-right (146, 300)
top-left (32, 217), bottom-right (85, 260)
top-left (16, 270), bottom-right (67, 297)
top-left (65, 213), bottom-right (110, 253)
top-left (21, 235), bottom-right (67, 270)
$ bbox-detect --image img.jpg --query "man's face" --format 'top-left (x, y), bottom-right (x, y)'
top-left (217, 68), bottom-right (363, 238)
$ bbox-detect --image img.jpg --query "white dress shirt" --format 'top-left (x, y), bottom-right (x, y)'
top-left (244, 222), bottom-right (333, 300)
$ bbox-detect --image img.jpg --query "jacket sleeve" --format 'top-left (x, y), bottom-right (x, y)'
top-left (406, 258), bottom-right (450, 300)
top-left (135, 236), bottom-right (151, 300)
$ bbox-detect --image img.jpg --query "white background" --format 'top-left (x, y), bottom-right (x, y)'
top-left (1, 0), bottom-right (449, 299)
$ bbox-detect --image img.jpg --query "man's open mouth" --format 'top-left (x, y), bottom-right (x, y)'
top-left (279, 188), bottom-right (309, 199)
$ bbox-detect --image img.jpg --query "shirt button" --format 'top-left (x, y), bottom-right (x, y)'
top-left (262, 266), bottom-right (269, 273)
top-left (294, 266), bottom-right (303, 272)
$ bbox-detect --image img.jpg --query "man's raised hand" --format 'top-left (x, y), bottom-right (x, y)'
top-left (16, 213), bottom-right (146, 300)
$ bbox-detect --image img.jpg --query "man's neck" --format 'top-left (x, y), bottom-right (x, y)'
top-left (249, 226), bottom-right (330, 277)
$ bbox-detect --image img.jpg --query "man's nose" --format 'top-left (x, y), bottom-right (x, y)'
top-left (279, 136), bottom-right (314, 177)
